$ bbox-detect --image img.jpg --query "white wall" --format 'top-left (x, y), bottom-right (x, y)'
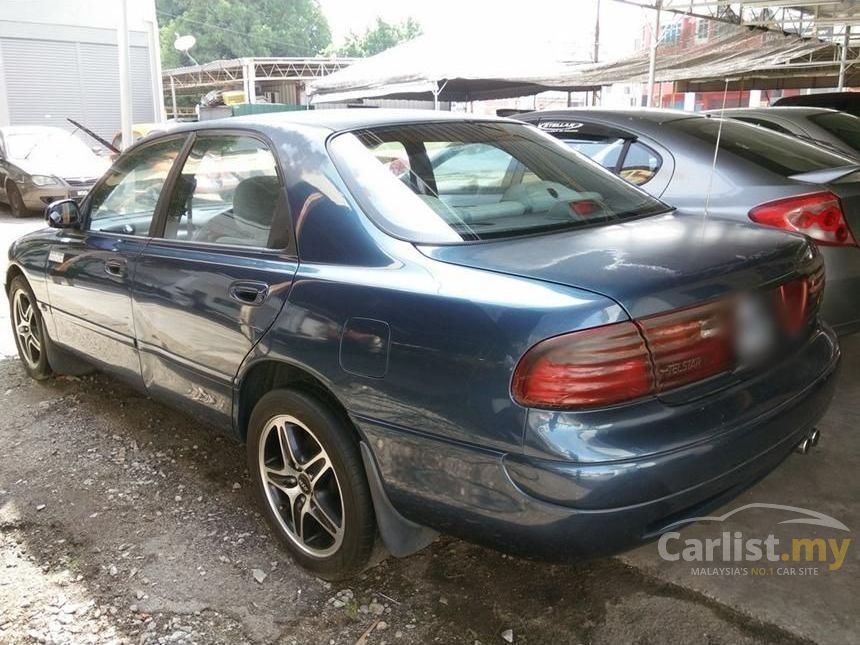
top-left (0, 0), bottom-right (164, 132)
top-left (0, 0), bottom-right (157, 33)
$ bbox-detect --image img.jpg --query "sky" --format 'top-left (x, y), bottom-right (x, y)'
top-left (317, 0), bottom-right (649, 61)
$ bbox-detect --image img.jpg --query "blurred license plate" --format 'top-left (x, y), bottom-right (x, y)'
top-left (73, 189), bottom-right (89, 197)
top-left (735, 293), bottom-right (777, 365)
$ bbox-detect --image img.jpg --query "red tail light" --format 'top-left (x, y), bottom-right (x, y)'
top-left (513, 275), bottom-right (821, 410)
top-left (511, 322), bottom-right (654, 409)
top-left (749, 191), bottom-right (857, 247)
top-left (638, 301), bottom-right (734, 392)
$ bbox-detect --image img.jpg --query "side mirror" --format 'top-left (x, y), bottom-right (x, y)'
top-left (45, 199), bottom-right (82, 230)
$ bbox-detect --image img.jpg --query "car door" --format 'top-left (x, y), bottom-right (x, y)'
top-left (45, 135), bottom-right (188, 386)
top-left (131, 131), bottom-right (297, 429)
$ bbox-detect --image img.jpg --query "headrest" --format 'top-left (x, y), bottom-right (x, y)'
top-left (233, 175), bottom-right (280, 226)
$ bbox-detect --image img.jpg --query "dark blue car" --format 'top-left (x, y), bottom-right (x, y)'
top-left (6, 110), bottom-right (840, 579)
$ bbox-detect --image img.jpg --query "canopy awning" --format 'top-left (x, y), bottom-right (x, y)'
top-left (311, 25), bottom-right (860, 104)
top-left (552, 28), bottom-right (860, 92)
top-left (307, 33), bottom-right (590, 104)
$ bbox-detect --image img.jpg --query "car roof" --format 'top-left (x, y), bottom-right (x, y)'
top-left (169, 108), bottom-right (514, 136)
top-left (708, 107), bottom-right (839, 118)
top-left (518, 108), bottom-right (698, 126)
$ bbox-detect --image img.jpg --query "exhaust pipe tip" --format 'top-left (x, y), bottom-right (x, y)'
top-left (795, 438), bottom-right (811, 455)
top-left (809, 428), bottom-right (820, 447)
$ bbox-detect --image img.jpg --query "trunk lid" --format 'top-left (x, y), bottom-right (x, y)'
top-left (418, 211), bottom-right (814, 319)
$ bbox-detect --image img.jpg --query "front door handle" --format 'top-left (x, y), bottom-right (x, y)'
top-left (229, 280), bottom-right (270, 306)
top-left (104, 258), bottom-right (126, 277)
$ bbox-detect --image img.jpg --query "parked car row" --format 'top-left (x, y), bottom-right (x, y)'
top-left (519, 107), bottom-right (860, 335)
top-left (3, 107), bottom-right (844, 579)
top-left (0, 126), bottom-right (109, 217)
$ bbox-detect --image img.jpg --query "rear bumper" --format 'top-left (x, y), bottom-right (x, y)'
top-left (360, 324), bottom-right (840, 560)
top-left (819, 245), bottom-right (860, 335)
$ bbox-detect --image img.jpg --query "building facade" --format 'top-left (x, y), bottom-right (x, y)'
top-left (0, 0), bottom-right (163, 138)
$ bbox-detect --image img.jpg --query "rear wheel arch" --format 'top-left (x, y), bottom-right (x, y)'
top-left (236, 359), bottom-right (358, 444)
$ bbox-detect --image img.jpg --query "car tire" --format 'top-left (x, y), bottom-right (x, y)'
top-left (7, 182), bottom-right (28, 218)
top-left (9, 275), bottom-right (52, 380)
top-left (247, 388), bottom-right (376, 580)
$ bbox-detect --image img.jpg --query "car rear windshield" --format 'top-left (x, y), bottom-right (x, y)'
top-left (328, 121), bottom-right (671, 243)
top-left (671, 116), bottom-right (854, 177)
top-left (808, 111), bottom-right (860, 153)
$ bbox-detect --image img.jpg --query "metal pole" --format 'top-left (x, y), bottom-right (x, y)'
top-left (839, 25), bottom-right (851, 91)
top-left (645, 0), bottom-right (662, 107)
top-left (593, 0), bottom-right (601, 63)
top-left (246, 60), bottom-right (257, 104)
top-left (170, 76), bottom-right (178, 119)
top-left (117, 0), bottom-right (133, 149)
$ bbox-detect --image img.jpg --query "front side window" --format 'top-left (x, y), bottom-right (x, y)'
top-left (163, 135), bottom-right (281, 248)
top-left (672, 117), bottom-right (855, 176)
top-left (329, 121), bottom-right (671, 244)
top-left (88, 137), bottom-right (185, 236)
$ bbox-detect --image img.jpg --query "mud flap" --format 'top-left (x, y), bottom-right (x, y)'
top-left (359, 441), bottom-right (438, 558)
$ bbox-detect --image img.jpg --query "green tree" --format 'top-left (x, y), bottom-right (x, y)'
top-left (338, 17), bottom-right (422, 58)
top-left (157, 0), bottom-right (332, 67)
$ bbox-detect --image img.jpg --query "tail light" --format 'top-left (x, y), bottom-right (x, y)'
top-left (511, 322), bottom-right (653, 409)
top-left (512, 276), bottom-right (821, 410)
top-left (637, 300), bottom-right (734, 392)
top-left (749, 191), bottom-right (857, 247)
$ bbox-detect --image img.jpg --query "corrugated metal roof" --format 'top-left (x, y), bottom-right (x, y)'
top-left (545, 28), bottom-right (857, 91)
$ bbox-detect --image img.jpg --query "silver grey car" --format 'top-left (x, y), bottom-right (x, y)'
top-left (520, 108), bottom-right (860, 335)
top-left (0, 126), bottom-right (109, 217)
top-left (709, 107), bottom-right (860, 159)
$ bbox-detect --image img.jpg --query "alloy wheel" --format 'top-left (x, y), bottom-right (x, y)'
top-left (258, 414), bottom-right (345, 558)
top-left (13, 289), bottom-right (41, 369)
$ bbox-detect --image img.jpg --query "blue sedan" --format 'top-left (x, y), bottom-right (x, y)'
top-left (5, 110), bottom-right (840, 579)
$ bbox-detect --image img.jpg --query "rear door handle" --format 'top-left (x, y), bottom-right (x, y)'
top-left (104, 258), bottom-right (126, 277)
top-left (229, 281), bottom-right (270, 306)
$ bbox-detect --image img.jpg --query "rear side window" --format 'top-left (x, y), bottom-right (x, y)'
top-left (562, 137), bottom-right (661, 186)
top-left (619, 142), bottom-right (662, 186)
top-left (809, 111), bottom-right (860, 153)
top-left (563, 137), bottom-right (625, 169)
top-left (163, 135), bottom-right (282, 248)
top-left (329, 121), bottom-right (671, 244)
top-left (732, 116), bottom-right (794, 136)
top-left (672, 117), bottom-right (854, 176)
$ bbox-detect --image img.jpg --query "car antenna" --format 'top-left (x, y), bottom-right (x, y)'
top-left (66, 117), bottom-right (120, 154)
top-left (701, 77), bottom-right (731, 232)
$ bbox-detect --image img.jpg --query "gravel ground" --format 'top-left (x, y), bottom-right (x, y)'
top-left (0, 360), bottom-right (812, 645)
top-left (0, 206), bottom-right (823, 645)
